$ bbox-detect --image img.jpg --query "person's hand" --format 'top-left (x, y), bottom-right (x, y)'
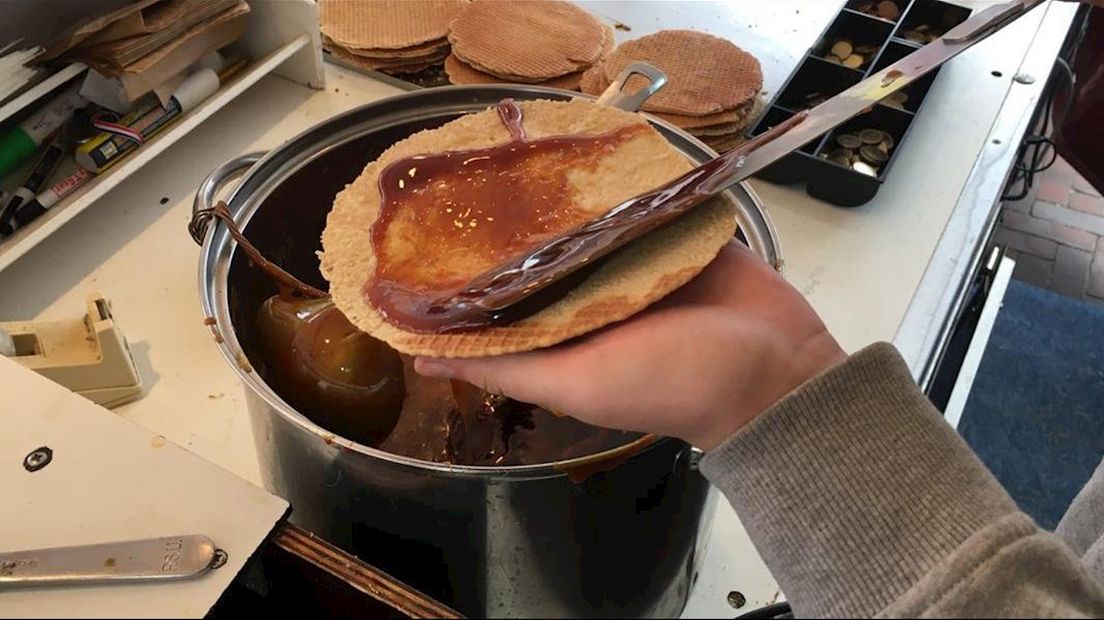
top-left (415, 241), bottom-right (847, 452)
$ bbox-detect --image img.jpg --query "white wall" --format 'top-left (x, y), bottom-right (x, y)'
top-left (1, 0), bottom-right (137, 49)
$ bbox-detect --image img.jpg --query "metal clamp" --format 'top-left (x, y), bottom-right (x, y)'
top-left (0, 535), bottom-right (224, 589)
top-left (594, 61), bottom-right (668, 112)
top-left (189, 152), bottom-right (266, 245)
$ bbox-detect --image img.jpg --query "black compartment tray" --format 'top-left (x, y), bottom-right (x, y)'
top-left (748, 0), bottom-right (972, 207)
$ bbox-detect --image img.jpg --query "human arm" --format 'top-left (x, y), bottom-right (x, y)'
top-left (415, 241), bottom-right (1104, 617)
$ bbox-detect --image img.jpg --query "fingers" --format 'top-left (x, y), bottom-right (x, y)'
top-left (663, 239), bottom-right (786, 309)
top-left (414, 348), bottom-right (586, 410)
top-left (412, 240), bottom-right (785, 415)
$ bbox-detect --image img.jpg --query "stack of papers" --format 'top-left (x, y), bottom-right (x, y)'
top-left (38, 0), bottom-right (250, 107)
top-left (40, 0), bottom-right (249, 78)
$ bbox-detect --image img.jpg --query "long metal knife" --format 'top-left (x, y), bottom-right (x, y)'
top-left (397, 0), bottom-right (1050, 332)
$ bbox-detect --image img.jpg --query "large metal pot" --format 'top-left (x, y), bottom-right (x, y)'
top-left (195, 84), bottom-right (781, 618)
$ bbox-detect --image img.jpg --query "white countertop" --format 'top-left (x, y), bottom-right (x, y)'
top-left (0, 1), bottom-right (1078, 617)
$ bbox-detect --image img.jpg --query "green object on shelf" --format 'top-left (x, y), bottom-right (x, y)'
top-left (0, 81), bottom-right (85, 179)
top-left (0, 127), bottom-right (37, 179)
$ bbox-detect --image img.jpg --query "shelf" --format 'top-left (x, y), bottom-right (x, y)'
top-left (0, 32), bottom-right (315, 273)
top-left (0, 62), bottom-right (87, 127)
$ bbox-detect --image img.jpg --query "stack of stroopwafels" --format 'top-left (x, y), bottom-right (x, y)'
top-left (444, 0), bottom-right (613, 90)
top-left (320, 0), bottom-right (469, 75)
top-left (580, 30), bottom-right (764, 152)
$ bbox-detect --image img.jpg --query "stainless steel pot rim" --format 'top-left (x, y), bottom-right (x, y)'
top-left (198, 84), bottom-right (782, 479)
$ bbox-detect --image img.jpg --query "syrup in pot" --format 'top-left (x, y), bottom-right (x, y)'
top-left (255, 292), bottom-right (405, 446)
top-left (250, 292), bottom-right (640, 465)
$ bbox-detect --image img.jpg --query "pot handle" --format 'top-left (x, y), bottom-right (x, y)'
top-left (189, 152), bottom-right (267, 245)
top-left (594, 61), bottom-right (668, 113)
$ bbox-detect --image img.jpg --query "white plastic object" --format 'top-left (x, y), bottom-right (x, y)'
top-left (172, 67), bottom-right (220, 112)
top-left (0, 292), bottom-right (143, 408)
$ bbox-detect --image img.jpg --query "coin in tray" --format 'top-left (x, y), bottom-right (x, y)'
top-left (901, 25), bottom-right (939, 44)
top-left (853, 1), bottom-right (902, 21)
top-left (902, 8), bottom-right (966, 43)
top-left (823, 38), bottom-right (878, 69)
top-left (819, 128), bottom-right (896, 176)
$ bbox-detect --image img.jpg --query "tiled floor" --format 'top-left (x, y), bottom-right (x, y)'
top-left (995, 156), bottom-right (1104, 304)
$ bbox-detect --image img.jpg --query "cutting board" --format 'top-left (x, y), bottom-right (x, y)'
top-left (0, 356), bottom-right (289, 618)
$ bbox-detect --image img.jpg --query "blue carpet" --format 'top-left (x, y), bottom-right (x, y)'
top-left (959, 280), bottom-right (1104, 531)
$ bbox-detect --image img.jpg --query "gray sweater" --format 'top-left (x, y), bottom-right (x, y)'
top-left (700, 342), bottom-right (1104, 618)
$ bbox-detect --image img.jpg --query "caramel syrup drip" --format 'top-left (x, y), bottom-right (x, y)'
top-left (496, 97), bottom-right (526, 141)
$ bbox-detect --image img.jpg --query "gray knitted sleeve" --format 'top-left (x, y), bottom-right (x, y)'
top-left (700, 342), bottom-right (1104, 618)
